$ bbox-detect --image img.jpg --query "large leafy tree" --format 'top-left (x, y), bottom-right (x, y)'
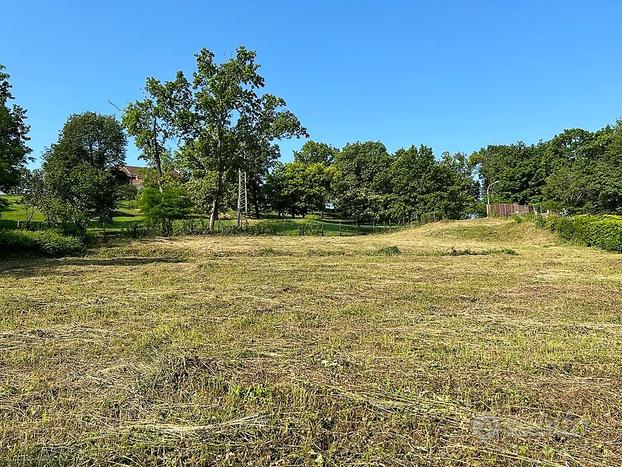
top-left (437, 152), bottom-right (479, 219)
top-left (42, 112), bottom-right (126, 231)
top-left (123, 74), bottom-right (188, 190)
top-left (386, 146), bottom-right (476, 221)
top-left (160, 47), bottom-right (305, 231)
top-left (265, 161), bottom-right (334, 217)
top-left (332, 141), bottom-right (392, 223)
top-left (293, 140), bottom-right (338, 165)
top-left (388, 145), bottom-right (439, 220)
top-left (237, 93), bottom-right (308, 219)
top-left (0, 65), bottom-right (31, 192)
top-left (470, 142), bottom-right (544, 205)
top-left (543, 126), bottom-right (622, 213)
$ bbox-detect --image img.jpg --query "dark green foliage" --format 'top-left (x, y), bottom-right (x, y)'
top-left (42, 112), bottom-right (127, 231)
top-left (0, 229), bottom-right (84, 257)
top-left (293, 140), bottom-right (338, 165)
top-left (471, 142), bottom-right (544, 205)
top-left (387, 147), bottom-right (476, 221)
top-left (115, 182), bottom-right (138, 201)
top-left (544, 215), bottom-right (622, 252)
top-left (265, 162), bottom-right (334, 217)
top-left (472, 123), bottom-right (622, 214)
top-left (43, 161), bottom-right (119, 229)
top-left (0, 65), bottom-right (31, 192)
top-left (137, 183), bottom-right (192, 234)
top-left (270, 141), bottom-right (477, 223)
top-left (332, 142), bottom-right (392, 223)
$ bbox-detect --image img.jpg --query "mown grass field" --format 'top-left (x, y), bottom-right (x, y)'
top-left (1, 219), bottom-right (621, 465)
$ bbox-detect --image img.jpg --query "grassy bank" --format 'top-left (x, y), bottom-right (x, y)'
top-left (1, 219), bottom-right (621, 464)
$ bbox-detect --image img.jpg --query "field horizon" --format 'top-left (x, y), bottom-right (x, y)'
top-left (2, 218), bottom-right (621, 465)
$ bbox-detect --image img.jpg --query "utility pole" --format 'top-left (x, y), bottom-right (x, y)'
top-left (236, 168), bottom-right (248, 229)
top-left (486, 180), bottom-right (501, 217)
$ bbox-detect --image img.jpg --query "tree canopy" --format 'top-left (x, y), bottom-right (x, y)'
top-left (138, 47), bottom-right (307, 230)
top-left (293, 140), bottom-right (338, 165)
top-left (0, 65), bottom-right (31, 192)
top-left (471, 122), bottom-right (622, 214)
top-left (8, 46), bottom-right (622, 231)
top-left (42, 112), bottom-right (126, 230)
top-left (265, 141), bottom-right (478, 223)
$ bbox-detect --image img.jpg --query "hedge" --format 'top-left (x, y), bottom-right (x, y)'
top-left (539, 215), bottom-right (622, 252)
top-left (168, 219), bottom-right (300, 236)
top-left (0, 229), bottom-right (85, 257)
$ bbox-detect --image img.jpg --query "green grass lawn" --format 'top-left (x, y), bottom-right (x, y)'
top-left (0, 195), bottom-right (45, 228)
top-left (87, 201), bottom-right (146, 233)
top-left (0, 195), bottom-right (145, 231)
top-left (1, 219), bottom-right (621, 465)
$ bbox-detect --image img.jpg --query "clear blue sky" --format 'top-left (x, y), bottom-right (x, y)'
top-left (3, 0), bottom-right (622, 168)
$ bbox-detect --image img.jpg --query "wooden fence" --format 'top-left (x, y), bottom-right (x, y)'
top-left (487, 203), bottom-right (532, 217)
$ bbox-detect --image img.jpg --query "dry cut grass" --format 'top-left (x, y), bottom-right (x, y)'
top-left (1, 218), bottom-right (622, 465)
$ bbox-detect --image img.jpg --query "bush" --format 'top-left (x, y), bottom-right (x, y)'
top-left (544, 215), bottom-right (622, 252)
top-left (369, 245), bottom-right (401, 256)
top-left (116, 183), bottom-right (138, 201)
top-left (0, 229), bottom-right (85, 257)
top-left (247, 220), bottom-right (298, 236)
top-left (584, 218), bottom-right (622, 252)
top-left (138, 184), bottom-right (192, 234)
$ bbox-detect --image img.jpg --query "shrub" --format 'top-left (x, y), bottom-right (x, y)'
top-left (116, 183), bottom-right (138, 201)
top-left (544, 215), bottom-right (622, 252)
top-left (247, 220), bottom-right (298, 236)
top-left (138, 184), bottom-right (192, 234)
top-left (584, 218), bottom-right (622, 252)
top-left (369, 245), bottom-right (401, 256)
top-left (0, 229), bottom-right (85, 257)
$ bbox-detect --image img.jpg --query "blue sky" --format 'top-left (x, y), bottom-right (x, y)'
top-left (3, 0), bottom-right (622, 167)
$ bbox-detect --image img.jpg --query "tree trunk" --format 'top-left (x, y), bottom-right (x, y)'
top-left (153, 118), bottom-right (164, 193)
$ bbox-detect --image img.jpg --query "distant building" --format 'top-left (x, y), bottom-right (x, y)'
top-left (117, 165), bottom-right (147, 189)
top-left (116, 165), bottom-right (182, 189)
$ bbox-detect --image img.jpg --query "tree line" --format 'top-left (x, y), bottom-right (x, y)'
top-left (265, 141), bottom-right (477, 224)
top-left (1, 48), bottom-right (622, 236)
top-left (472, 125), bottom-right (622, 214)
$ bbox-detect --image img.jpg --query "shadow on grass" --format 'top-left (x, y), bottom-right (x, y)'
top-left (0, 256), bottom-right (189, 278)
